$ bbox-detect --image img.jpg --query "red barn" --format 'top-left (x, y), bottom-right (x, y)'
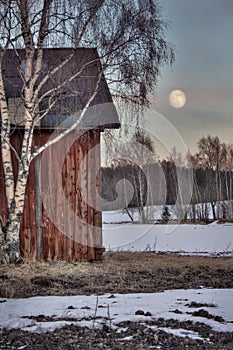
top-left (0, 48), bottom-right (119, 261)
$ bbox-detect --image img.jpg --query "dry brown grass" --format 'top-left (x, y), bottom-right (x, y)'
top-left (1, 252), bottom-right (233, 298)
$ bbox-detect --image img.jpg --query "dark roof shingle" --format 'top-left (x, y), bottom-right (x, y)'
top-left (1, 48), bottom-right (120, 129)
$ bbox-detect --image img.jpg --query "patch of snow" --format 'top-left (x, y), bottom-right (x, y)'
top-left (22, 321), bottom-right (74, 334)
top-left (145, 324), bottom-right (207, 341)
top-left (159, 327), bottom-right (206, 341)
top-left (1, 289), bottom-right (233, 335)
top-left (118, 335), bottom-right (134, 341)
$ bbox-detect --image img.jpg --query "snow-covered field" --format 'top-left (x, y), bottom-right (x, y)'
top-left (103, 219), bottom-right (233, 255)
top-left (1, 288), bottom-right (233, 340)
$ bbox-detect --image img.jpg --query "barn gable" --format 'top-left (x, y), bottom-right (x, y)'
top-left (1, 48), bottom-right (120, 130)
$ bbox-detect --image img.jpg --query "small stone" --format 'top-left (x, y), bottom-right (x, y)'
top-left (67, 305), bottom-right (75, 310)
top-left (145, 311), bottom-right (152, 316)
top-left (108, 294), bottom-right (116, 298)
top-left (170, 309), bottom-right (183, 314)
top-left (214, 315), bottom-right (224, 322)
top-left (135, 310), bottom-right (145, 315)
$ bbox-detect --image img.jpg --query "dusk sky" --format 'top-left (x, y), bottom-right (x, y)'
top-left (151, 0), bottom-right (233, 155)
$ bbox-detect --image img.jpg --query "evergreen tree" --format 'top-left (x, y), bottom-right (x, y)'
top-left (161, 206), bottom-right (171, 223)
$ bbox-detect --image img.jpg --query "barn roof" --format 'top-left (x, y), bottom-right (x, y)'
top-left (1, 48), bottom-right (120, 130)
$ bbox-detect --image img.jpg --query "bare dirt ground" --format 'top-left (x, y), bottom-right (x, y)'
top-left (1, 252), bottom-right (233, 349)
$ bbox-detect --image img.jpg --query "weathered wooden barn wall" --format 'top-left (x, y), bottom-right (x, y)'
top-left (0, 129), bottom-right (102, 262)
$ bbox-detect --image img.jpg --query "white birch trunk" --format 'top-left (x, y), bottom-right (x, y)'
top-left (1, 164), bottom-right (29, 263)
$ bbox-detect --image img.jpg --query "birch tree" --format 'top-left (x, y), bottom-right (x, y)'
top-left (0, 0), bottom-right (174, 263)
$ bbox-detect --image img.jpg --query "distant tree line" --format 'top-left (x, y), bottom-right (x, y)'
top-left (101, 135), bottom-right (233, 222)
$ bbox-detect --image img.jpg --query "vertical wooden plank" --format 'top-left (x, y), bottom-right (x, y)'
top-left (73, 138), bottom-right (81, 260)
top-left (83, 133), bottom-right (89, 260)
top-left (96, 131), bottom-right (102, 238)
top-left (62, 140), bottom-right (70, 261)
top-left (70, 140), bottom-right (76, 260)
top-left (49, 139), bottom-right (56, 261)
top-left (77, 158), bottom-right (84, 261)
top-left (92, 131), bottom-right (103, 260)
top-left (66, 142), bottom-right (75, 260)
top-left (39, 131), bottom-right (51, 262)
top-left (75, 133), bottom-right (88, 261)
top-left (87, 131), bottom-right (96, 260)
top-left (35, 153), bottom-right (42, 261)
top-left (23, 229), bottom-right (31, 260)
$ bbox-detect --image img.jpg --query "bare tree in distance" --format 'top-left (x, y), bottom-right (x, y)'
top-left (0, 0), bottom-right (174, 263)
top-left (131, 128), bottom-right (157, 223)
top-left (193, 135), bottom-right (233, 220)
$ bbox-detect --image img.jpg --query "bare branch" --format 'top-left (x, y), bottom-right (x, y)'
top-left (31, 69), bottom-right (103, 160)
top-left (33, 55), bottom-right (101, 107)
top-left (32, 0), bottom-right (105, 102)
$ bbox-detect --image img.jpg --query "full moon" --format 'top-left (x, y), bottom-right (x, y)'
top-left (169, 90), bottom-right (186, 109)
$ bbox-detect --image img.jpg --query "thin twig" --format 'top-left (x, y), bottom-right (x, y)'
top-left (93, 295), bottom-right (99, 328)
top-left (107, 303), bottom-right (111, 328)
